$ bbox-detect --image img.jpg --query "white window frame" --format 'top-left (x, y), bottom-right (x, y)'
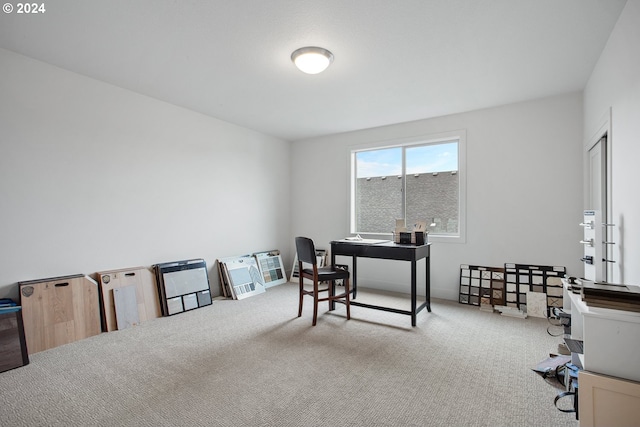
top-left (349, 130), bottom-right (466, 244)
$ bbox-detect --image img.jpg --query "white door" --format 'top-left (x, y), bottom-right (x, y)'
top-left (588, 135), bottom-right (610, 280)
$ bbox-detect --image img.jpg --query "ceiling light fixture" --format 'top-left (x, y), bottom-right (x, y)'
top-left (291, 46), bottom-right (334, 74)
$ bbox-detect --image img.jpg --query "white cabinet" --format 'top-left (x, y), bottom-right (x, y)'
top-left (563, 279), bottom-right (640, 382)
top-left (579, 371), bottom-right (640, 427)
top-left (563, 280), bottom-right (640, 426)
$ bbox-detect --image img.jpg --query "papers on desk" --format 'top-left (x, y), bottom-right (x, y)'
top-left (340, 237), bottom-right (391, 244)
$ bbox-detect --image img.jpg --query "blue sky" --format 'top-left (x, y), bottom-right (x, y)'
top-left (356, 143), bottom-right (458, 178)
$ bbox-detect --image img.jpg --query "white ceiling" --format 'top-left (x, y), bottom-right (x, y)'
top-left (0, 0), bottom-right (628, 141)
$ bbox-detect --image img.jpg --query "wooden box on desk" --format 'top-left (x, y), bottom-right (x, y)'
top-left (96, 267), bottom-right (161, 332)
top-left (393, 231), bottom-right (427, 245)
top-left (18, 274), bottom-right (101, 354)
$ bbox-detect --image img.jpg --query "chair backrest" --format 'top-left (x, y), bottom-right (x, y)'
top-left (295, 236), bottom-right (317, 266)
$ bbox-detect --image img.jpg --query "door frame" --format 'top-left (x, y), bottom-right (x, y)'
top-left (584, 108), bottom-right (613, 281)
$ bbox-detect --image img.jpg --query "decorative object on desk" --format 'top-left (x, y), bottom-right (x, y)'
top-left (18, 274), bottom-right (101, 354)
top-left (413, 220), bottom-right (427, 232)
top-left (218, 255), bottom-right (266, 300)
top-left (253, 249), bottom-right (287, 288)
top-left (459, 265), bottom-right (505, 310)
top-left (393, 218), bottom-right (407, 243)
top-left (504, 263), bottom-right (565, 317)
top-left (96, 266), bottom-right (161, 332)
top-left (154, 259), bottom-right (212, 316)
top-left (393, 219), bottom-right (428, 245)
top-left (295, 236), bottom-right (350, 326)
top-left (413, 220), bottom-right (428, 245)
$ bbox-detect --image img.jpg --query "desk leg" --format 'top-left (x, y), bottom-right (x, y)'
top-left (330, 251), bottom-right (336, 311)
top-left (411, 260), bottom-right (417, 327)
top-left (426, 255), bottom-right (431, 312)
top-left (352, 255), bottom-right (357, 299)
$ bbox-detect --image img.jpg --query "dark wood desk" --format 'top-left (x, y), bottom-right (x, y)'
top-left (330, 240), bottom-right (431, 326)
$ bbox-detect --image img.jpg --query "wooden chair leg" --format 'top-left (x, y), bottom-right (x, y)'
top-left (345, 278), bottom-right (351, 320)
top-left (298, 273), bottom-right (304, 318)
top-left (328, 280), bottom-right (334, 311)
top-left (312, 280), bottom-right (320, 326)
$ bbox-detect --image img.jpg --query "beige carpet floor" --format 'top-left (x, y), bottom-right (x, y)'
top-left (0, 283), bottom-right (578, 426)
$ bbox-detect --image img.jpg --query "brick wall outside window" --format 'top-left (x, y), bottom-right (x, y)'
top-left (356, 171), bottom-right (458, 234)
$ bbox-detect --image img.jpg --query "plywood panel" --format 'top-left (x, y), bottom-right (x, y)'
top-left (19, 275), bottom-right (101, 354)
top-left (97, 267), bottom-right (161, 332)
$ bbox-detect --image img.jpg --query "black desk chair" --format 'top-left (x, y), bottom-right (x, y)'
top-left (295, 236), bottom-right (351, 326)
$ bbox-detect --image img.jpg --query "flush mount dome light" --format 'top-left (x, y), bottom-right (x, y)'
top-left (291, 46), bottom-right (334, 74)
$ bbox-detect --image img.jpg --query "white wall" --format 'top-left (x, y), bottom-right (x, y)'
top-left (0, 48), bottom-right (291, 300)
top-left (292, 93), bottom-right (584, 300)
top-left (0, 42), bottom-right (593, 305)
top-left (583, 0), bottom-right (640, 285)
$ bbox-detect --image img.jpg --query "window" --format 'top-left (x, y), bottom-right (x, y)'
top-left (350, 131), bottom-right (466, 242)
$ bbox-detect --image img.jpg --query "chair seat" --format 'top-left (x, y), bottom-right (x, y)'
top-left (301, 266), bottom-right (349, 281)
